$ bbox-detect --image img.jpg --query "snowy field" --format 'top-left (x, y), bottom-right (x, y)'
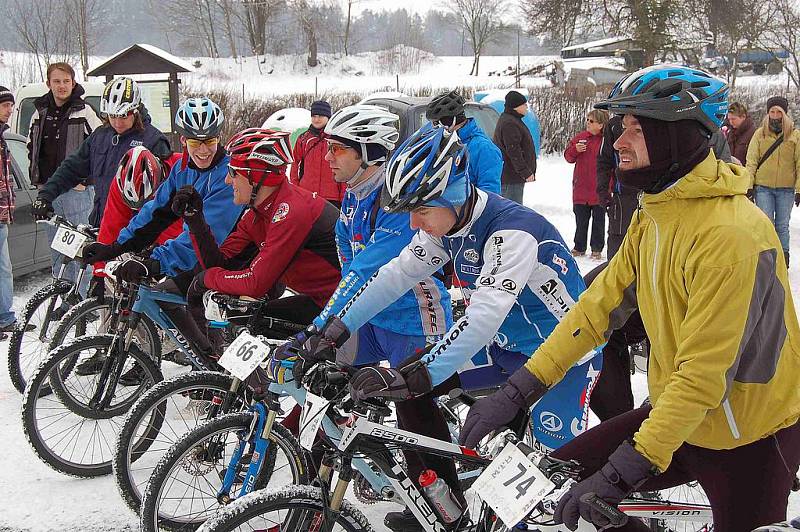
top-left (1, 155), bottom-right (800, 530)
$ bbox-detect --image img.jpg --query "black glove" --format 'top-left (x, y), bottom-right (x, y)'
top-left (82, 242), bottom-right (122, 265)
top-left (349, 348), bottom-right (434, 401)
top-left (459, 366), bottom-right (548, 449)
top-left (172, 185), bottom-right (203, 219)
top-left (287, 316), bottom-right (350, 386)
top-left (186, 271), bottom-right (208, 305)
top-left (795, 192), bottom-right (800, 207)
top-left (88, 276), bottom-right (105, 299)
top-left (31, 198), bottom-right (54, 221)
top-left (554, 440), bottom-right (656, 530)
top-left (116, 257), bottom-right (161, 284)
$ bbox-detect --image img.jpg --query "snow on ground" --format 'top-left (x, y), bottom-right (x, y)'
top-left (1, 154), bottom-right (799, 530)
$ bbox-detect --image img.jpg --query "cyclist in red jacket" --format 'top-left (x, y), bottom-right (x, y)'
top-left (172, 128), bottom-right (341, 346)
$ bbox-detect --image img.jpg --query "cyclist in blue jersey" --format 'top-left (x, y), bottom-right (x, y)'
top-left (271, 105), bottom-right (456, 532)
top-left (285, 126), bottom-right (601, 531)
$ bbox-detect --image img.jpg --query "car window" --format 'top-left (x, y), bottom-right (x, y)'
top-left (465, 107), bottom-right (499, 137)
top-left (18, 97), bottom-right (37, 138)
top-left (5, 137), bottom-right (31, 189)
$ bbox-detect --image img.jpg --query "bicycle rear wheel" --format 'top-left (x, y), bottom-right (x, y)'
top-left (21, 334), bottom-right (163, 477)
top-left (197, 485), bottom-right (372, 532)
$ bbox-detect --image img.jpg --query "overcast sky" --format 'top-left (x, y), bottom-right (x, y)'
top-left (352, 0), bottom-right (439, 15)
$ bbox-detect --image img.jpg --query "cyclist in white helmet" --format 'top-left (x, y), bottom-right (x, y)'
top-left (33, 76), bottom-right (171, 227)
top-left (270, 104), bottom-right (458, 532)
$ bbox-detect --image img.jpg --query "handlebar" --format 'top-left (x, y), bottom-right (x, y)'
top-left (447, 387), bottom-right (476, 407)
top-left (579, 493), bottom-right (628, 527)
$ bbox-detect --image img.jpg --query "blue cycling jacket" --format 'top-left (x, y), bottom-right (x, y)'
top-left (458, 118), bottom-right (503, 194)
top-left (314, 167), bottom-right (451, 338)
top-left (117, 151), bottom-right (243, 276)
top-left (338, 188), bottom-right (599, 385)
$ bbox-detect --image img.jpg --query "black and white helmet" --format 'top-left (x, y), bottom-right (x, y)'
top-left (324, 104), bottom-right (399, 164)
top-left (175, 97), bottom-right (225, 139)
top-left (100, 77), bottom-right (141, 117)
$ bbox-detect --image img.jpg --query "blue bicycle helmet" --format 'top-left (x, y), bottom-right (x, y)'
top-left (175, 97), bottom-right (225, 139)
top-left (596, 64), bottom-right (729, 132)
top-left (383, 126), bottom-right (468, 213)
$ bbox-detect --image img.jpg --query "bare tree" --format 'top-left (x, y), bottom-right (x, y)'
top-left (11, 0), bottom-right (73, 80)
top-left (148, 0), bottom-right (221, 57)
top-left (760, 0), bottom-right (799, 89)
top-left (291, 0), bottom-right (320, 67)
top-left (66, 0), bottom-right (105, 75)
top-left (217, 0), bottom-right (239, 58)
top-left (446, 0), bottom-right (509, 75)
top-left (343, 0), bottom-right (373, 55)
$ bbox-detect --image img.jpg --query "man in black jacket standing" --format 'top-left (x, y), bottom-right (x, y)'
top-left (493, 90), bottom-right (536, 204)
top-left (28, 62), bottom-right (101, 291)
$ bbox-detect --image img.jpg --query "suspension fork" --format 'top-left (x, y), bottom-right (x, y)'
top-left (38, 263), bottom-right (71, 341)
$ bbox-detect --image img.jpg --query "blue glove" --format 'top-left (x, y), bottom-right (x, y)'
top-left (459, 366), bottom-right (547, 449)
top-left (554, 440), bottom-right (656, 530)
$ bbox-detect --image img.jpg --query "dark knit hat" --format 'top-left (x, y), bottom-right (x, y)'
top-left (767, 96), bottom-right (789, 113)
top-left (0, 86), bottom-right (14, 105)
top-left (310, 100), bottom-right (332, 118)
top-left (505, 90), bottom-right (527, 109)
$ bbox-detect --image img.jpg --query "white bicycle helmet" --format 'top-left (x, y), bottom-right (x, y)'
top-left (175, 97), bottom-right (225, 139)
top-left (100, 77), bottom-right (141, 117)
top-left (324, 104), bottom-right (400, 165)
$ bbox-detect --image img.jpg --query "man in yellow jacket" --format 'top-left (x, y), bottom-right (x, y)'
top-left (461, 65), bottom-right (800, 532)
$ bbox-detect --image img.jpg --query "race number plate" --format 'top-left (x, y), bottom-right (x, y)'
top-left (299, 392), bottom-right (329, 451)
top-left (51, 225), bottom-right (88, 259)
top-left (218, 331), bottom-right (272, 381)
top-left (473, 443), bottom-right (555, 528)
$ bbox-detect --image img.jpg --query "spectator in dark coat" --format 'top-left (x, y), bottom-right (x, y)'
top-left (27, 62), bottom-right (102, 287)
top-left (565, 109), bottom-right (608, 259)
top-left (726, 102), bottom-right (757, 165)
top-left (0, 86), bottom-right (16, 338)
top-left (493, 90), bottom-right (536, 204)
top-left (290, 100), bottom-right (345, 207)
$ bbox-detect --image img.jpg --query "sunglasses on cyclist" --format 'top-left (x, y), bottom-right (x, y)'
top-left (327, 142), bottom-right (353, 156)
top-left (186, 137), bottom-right (220, 149)
top-left (108, 110), bottom-right (135, 119)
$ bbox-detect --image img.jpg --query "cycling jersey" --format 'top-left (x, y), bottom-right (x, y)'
top-left (191, 179), bottom-right (341, 306)
top-left (116, 148), bottom-right (242, 276)
top-left (313, 166), bottom-right (452, 337)
top-left (335, 188), bottom-right (603, 448)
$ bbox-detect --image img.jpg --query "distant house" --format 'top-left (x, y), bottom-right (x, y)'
top-left (560, 36), bottom-right (645, 71)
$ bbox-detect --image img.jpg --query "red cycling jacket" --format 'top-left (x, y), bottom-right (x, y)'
top-left (191, 179), bottom-right (341, 306)
top-left (290, 128), bottom-right (346, 203)
top-left (94, 153), bottom-right (183, 275)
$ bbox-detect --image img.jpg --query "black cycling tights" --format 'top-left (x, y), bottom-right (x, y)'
top-left (551, 406), bottom-right (800, 532)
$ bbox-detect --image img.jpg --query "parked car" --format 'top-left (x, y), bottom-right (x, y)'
top-left (5, 130), bottom-right (51, 278)
top-left (359, 95), bottom-right (500, 142)
top-left (9, 82), bottom-right (104, 137)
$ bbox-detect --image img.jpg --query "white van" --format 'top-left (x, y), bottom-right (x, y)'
top-left (9, 81), bottom-right (105, 138)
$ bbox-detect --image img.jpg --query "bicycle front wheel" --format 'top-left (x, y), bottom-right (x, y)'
top-left (140, 412), bottom-right (307, 532)
top-left (197, 485), bottom-right (373, 532)
top-left (113, 371), bottom-right (245, 514)
top-left (21, 334), bottom-right (163, 477)
top-left (7, 280), bottom-right (73, 393)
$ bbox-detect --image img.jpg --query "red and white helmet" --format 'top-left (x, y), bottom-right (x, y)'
top-left (114, 146), bottom-right (165, 210)
top-left (225, 128), bottom-right (293, 188)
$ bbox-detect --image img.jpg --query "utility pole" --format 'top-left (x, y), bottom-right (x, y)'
top-left (516, 26), bottom-right (521, 88)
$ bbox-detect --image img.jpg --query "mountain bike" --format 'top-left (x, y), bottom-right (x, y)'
top-left (113, 291), bottom-right (307, 516)
top-left (8, 216), bottom-right (100, 393)
top-left (21, 261), bottom-right (218, 477)
top-left (197, 363), bottom-right (713, 532)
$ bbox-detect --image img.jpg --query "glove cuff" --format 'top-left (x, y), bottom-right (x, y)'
top-left (604, 440), bottom-right (658, 491)
top-left (321, 316), bottom-right (351, 348)
top-left (399, 360), bottom-right (433, 397)
top-left (504, 366), bottom-right (548, 409)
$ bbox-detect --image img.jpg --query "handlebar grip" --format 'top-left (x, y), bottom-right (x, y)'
top-left (578, 493), bottom-right (628, 528)
top-left (447, 387), bottom-right (476, 407)
top-left (325, 370), bottom-right (348, 385)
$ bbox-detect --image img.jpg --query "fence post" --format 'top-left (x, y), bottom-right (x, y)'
top-left (396, 74), bottom-right (399, 91)
top-left (242, 83), bottom-right (245, 105)
top-left (315, 77), bottom-right (318, 98)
